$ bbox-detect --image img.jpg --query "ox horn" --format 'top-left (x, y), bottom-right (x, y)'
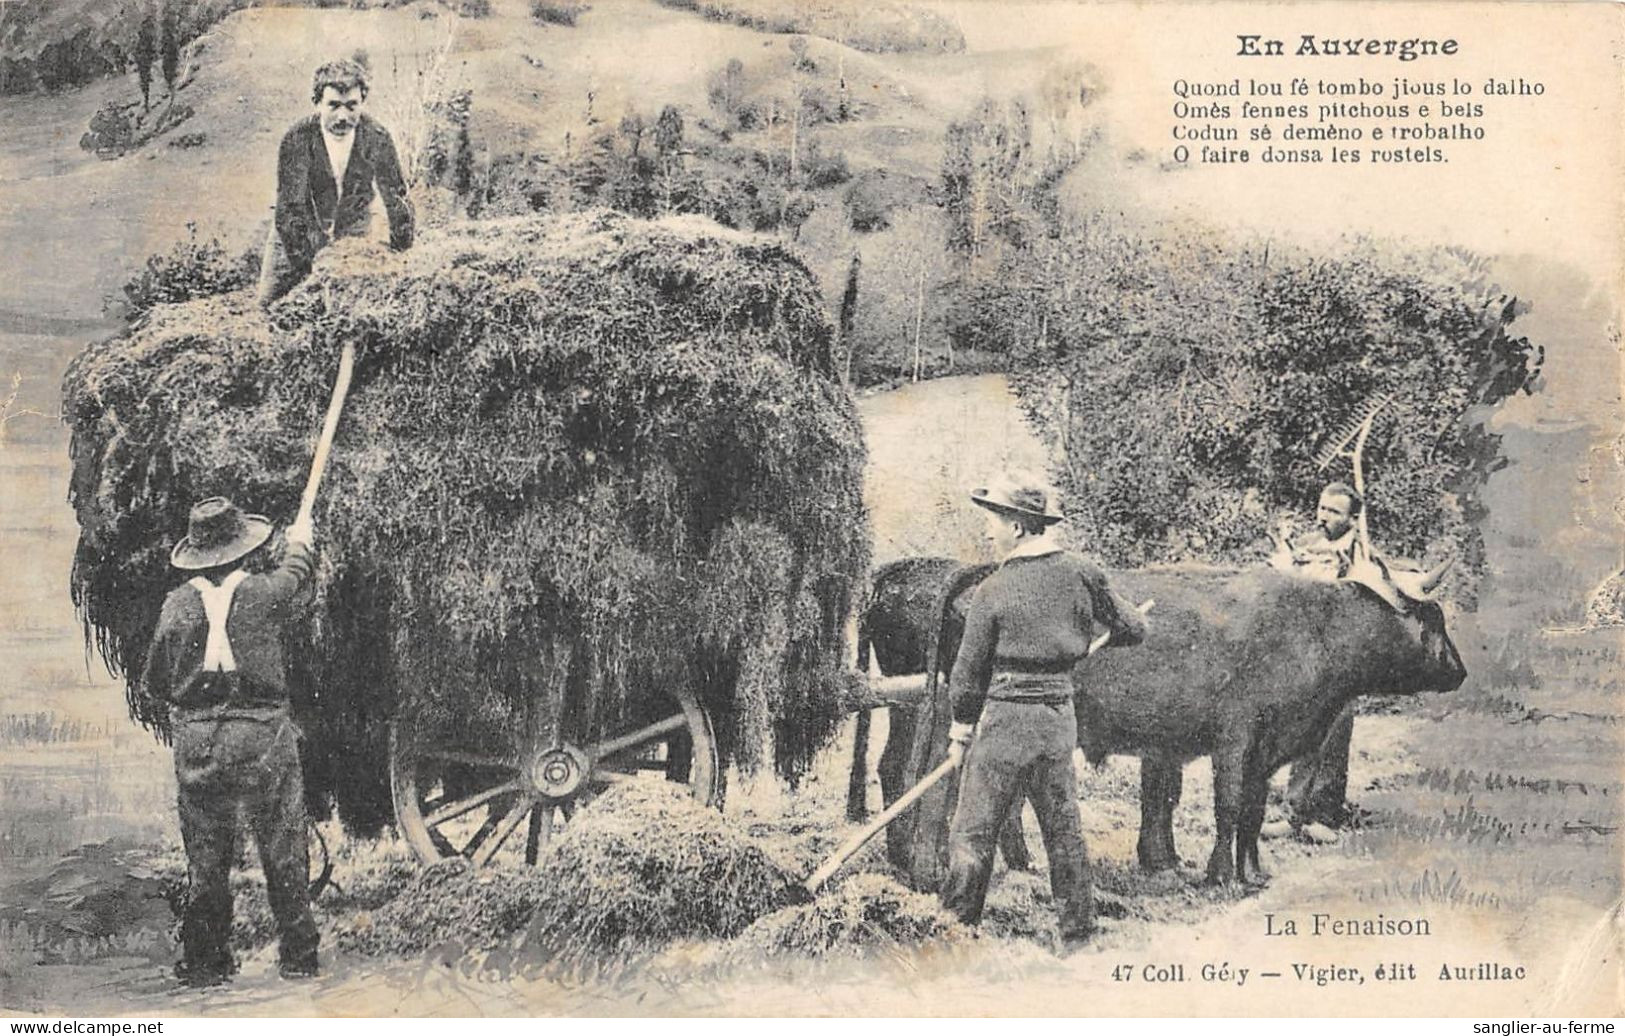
top-left (1420, 557), bottom-right (1456, 596)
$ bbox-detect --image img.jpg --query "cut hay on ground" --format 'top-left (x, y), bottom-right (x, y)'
top-left (234, 838), bottom-right (419, 953)
top-left (520, 783), bottom-right (802, 966)
top-left (333, 858), bottom-right (554, 959)
top-left (726, 871), bottom-right (966, 961)
top-left (63, 210), bottom-right (870, 830)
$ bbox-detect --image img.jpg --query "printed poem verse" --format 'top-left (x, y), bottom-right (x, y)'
top-left (1168, 75), bottom-right (1548, 165)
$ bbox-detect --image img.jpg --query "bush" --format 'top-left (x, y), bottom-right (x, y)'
top-left (529, 0), bottom-right (587, 25)
top-left (80, 103), bottom-right (136, 157)
top-left (799, 146), bottom-right (850, 189)
top-left (842, 169), bottom-right (916, 232)
top-left (80, 98), bottom-right (197, 159)
top-left (116, 223), bottom-right (257, 323)
top-left (470, 150), bottom-right (557, 217)
top-left (1004, 219), bottom-right (1544, 595)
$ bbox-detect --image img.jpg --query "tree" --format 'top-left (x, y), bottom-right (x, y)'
top-left (1006, 217), bottom-right (1544, 601)
top-left (940, 99), bottom-right (1036, 265)
top-left (653, 104), bottom-right (685, 214)
top-left (607, 111), bottom-right (654, 215)
top-left (134, 2), bottom-right (157, 112)
top-left (159, 0), bottom-right (182, 102)
top-left (848, 207), bottom-right (950, 383)
top-left (837, 250), bottom-right (861, 383)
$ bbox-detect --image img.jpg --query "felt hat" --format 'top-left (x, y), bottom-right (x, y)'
top-left (170, 497), bottom-right (273, 571)
top-left (969, 477), bottom-right (1064, 525)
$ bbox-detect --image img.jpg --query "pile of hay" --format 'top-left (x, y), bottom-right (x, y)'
top-left (726, 872), bottom-right (965, 960)
top-left (520, 783), bottom-right (803, 966)
top-left (63, 211), bottom-right (869, 829)
top-left (334, 787), bottom-right (949, 970)
top-left (333, 859), bottom-right (555, 959)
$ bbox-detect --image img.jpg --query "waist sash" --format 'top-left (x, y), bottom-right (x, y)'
top-left (988, 670), bottom-right (1074, 705)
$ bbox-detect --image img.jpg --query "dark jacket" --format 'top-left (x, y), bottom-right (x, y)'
top-left (141, 542), bottom-right (317, 712)
top-left (275, 113), bottom-right (413, 275)
top-left (950, 547), bottom-right (1145, 724)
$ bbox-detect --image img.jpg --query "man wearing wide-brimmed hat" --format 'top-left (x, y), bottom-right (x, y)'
top-left (939, 474), bottom-right (1146, 950)
top-left (141, 498), bottom-right (318, 986)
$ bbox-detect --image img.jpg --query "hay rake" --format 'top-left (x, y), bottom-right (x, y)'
top-left (1314, 391), bottom-right (1394, 556)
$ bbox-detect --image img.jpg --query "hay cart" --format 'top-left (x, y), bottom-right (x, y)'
top-left (281, 345), bottom-right (730, 870)
top-left (63, 213), bottom-right (875, 873)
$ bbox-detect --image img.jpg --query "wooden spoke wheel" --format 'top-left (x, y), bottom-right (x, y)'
top-left (390, 687), bottom-right (719, 867)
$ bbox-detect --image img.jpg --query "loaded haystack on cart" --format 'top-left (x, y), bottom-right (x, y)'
top-left (63, 210), bottom-right (872, 869)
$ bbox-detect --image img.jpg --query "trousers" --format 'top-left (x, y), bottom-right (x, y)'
top-left (1287, 703), bottom-right (1355, 827)
top-left (940, 698), bottom-right (1094, 939)
top-left (172, 708), bottom-right (318, 975)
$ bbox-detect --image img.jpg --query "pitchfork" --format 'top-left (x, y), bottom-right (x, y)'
top-left (803, 599), bottom-right (1154, 894)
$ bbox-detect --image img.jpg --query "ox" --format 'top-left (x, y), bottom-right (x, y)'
top-left (849, 557), bottom-right (961, 821)
top-left (1073, 566), bottom-right (1464, 884)
top-left (869, 562), bottom-right (1464, 886)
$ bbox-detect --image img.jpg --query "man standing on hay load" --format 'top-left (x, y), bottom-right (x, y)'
top-left (940, 477), bottom-right (1147, 949)
top-left (259, 58), bottom-right (414, 305)
top-left (140, 498), bottom-right (319, 987)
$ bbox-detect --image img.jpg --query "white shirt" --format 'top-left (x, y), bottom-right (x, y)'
top-left (322, 126), bottom-right (356, 204)
top-left (1003, 534), bottom-right (1062, 563)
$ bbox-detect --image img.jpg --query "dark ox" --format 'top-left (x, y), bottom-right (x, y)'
top-left (1073, 566), bottom-right (1465, 884)
top-left (849, 557), bottom-right (962, 821)
top-left (858, 561), bottom-right (1465, 886)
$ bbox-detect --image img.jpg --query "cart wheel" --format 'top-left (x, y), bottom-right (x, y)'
top-left (390, 687), bottom-right (719, 867)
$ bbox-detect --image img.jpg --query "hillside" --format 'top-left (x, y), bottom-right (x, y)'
top-left (0, 0), bottom-right (1110, 391)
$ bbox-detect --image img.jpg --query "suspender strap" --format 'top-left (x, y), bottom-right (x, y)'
top-left (188, 570), bottom-right (248, 672)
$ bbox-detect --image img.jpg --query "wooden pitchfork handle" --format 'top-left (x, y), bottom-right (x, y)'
top-left (803, 755), bottom-right (960, 894)
top-left (802, 598), bottom-right (1156, 893)
top-left (296, 342), bottom-right (356, 528)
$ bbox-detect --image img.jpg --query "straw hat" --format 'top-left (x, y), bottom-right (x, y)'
top-left (969, 476), bottom-right (1064, 525)
top-left (170, 497), bottom-right (273, 571)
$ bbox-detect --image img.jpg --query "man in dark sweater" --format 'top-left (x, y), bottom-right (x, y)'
top-left (259, 59), bottom-right (414, 304)
top-left (939, 478), bottom-right (1146, 947)
top-left (141, 497), bottom-right (318, 986)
